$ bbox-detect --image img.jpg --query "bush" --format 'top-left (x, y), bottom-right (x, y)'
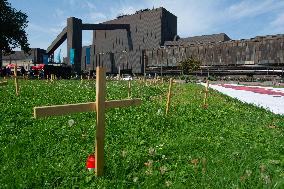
top-left (179, 57), bottom-right (202, 74)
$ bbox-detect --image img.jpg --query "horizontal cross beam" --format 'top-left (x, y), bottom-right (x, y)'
top-left (0, 81), bottom-right (8, 86)
top-left (34, 98), bottom-right (141, 118)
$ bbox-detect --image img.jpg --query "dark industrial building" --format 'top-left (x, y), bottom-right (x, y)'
top-left (146, 33), bottom-right (284, 75)
top-left (90, 8), bottom-right (177, 73)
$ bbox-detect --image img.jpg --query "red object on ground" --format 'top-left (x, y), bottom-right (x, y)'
top-left (86, 154), bottom-right (96, 169)
top-left (219, 84), bottom-right (284, 96)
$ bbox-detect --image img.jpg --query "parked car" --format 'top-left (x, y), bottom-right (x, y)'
top-left (122, 74), bottom-right (133, 80)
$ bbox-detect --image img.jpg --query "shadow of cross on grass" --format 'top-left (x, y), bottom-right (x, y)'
top-left (33, 67), bottom-right (142, 177)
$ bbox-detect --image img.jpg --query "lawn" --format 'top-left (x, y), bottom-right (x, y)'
top-left (0, 78), bottom-right (283, 188)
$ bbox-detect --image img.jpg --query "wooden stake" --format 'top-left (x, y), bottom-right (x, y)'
top-left (81, 75), bottom-right (83, 84)
top-left (128, 80), bottom-right (131, 98)
top-left (14, 65), bottom-right (19, 96)
top-left (95, 67), bottom-right (106, 176)
top-left (166, 78), bottom-right (173, 115)
top-left (203, 80), bottom-right (209, 109)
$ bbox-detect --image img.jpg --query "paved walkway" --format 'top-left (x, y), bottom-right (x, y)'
top-left (202, 83), bottom-right (284, 115)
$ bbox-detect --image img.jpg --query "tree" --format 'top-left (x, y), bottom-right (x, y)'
top-left (179, 56), bottom-right (202, 74)
top-left (0, 0), bottom-right (30, 64)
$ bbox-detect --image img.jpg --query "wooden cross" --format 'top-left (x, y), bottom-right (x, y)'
top-left (33, 67), bottom-right (142, 176)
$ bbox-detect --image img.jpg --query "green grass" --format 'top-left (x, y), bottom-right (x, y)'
top-left (0, 78), bottom-right (284, 188)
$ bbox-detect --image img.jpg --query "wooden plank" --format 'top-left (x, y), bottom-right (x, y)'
top-left (0, 81), bottom-right (8, 86)
top-left (33, 99), bottom-right (142, 118)
top-left (166, 78), bottom-right (173, 115)
top-left (34, 102), bottom-right (96, 118)
top-left (95, 67), bottom-right (106, 177)
top-left (106, 98), bottom-right (141, 108)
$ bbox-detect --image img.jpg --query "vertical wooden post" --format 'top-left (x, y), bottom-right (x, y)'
top-left (14, 65), bottom-right (19, 96)
top-left (128, 80), bottom-right (131, 98)
top-left (95, 67), bottom-right (106, 176)
top-left (203, 80), bottom-right (209, 108)
top-left (166, 78), bottom-right (173, 115)
top-left (81, 75), bottom-right (83, 84)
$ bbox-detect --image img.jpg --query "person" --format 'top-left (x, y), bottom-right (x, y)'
top-left (28, 68), bottom-right (34, 78)
top-left (6, 67), bottom-right (11, 77)
top-left (21, 66), bottom-right (26, 76)
top-left (2, 67), bottom-right (7, 78)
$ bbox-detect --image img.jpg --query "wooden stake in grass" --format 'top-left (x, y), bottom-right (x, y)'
top-left (33, 67), bottom-right (142, 177)
top-left (81, 75), bottom-right (83, 84)
top-left (14, 65), bottom-right (19, 96)
top-left (166, 78), bottom-right (173, 115)
top-left (128, 80), bottom-right (131, 98)
top-left (203, 80), bottom-right (209, 109)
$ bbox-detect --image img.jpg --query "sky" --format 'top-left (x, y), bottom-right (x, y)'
top-left (8, 0), bottom-right (284, 58)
